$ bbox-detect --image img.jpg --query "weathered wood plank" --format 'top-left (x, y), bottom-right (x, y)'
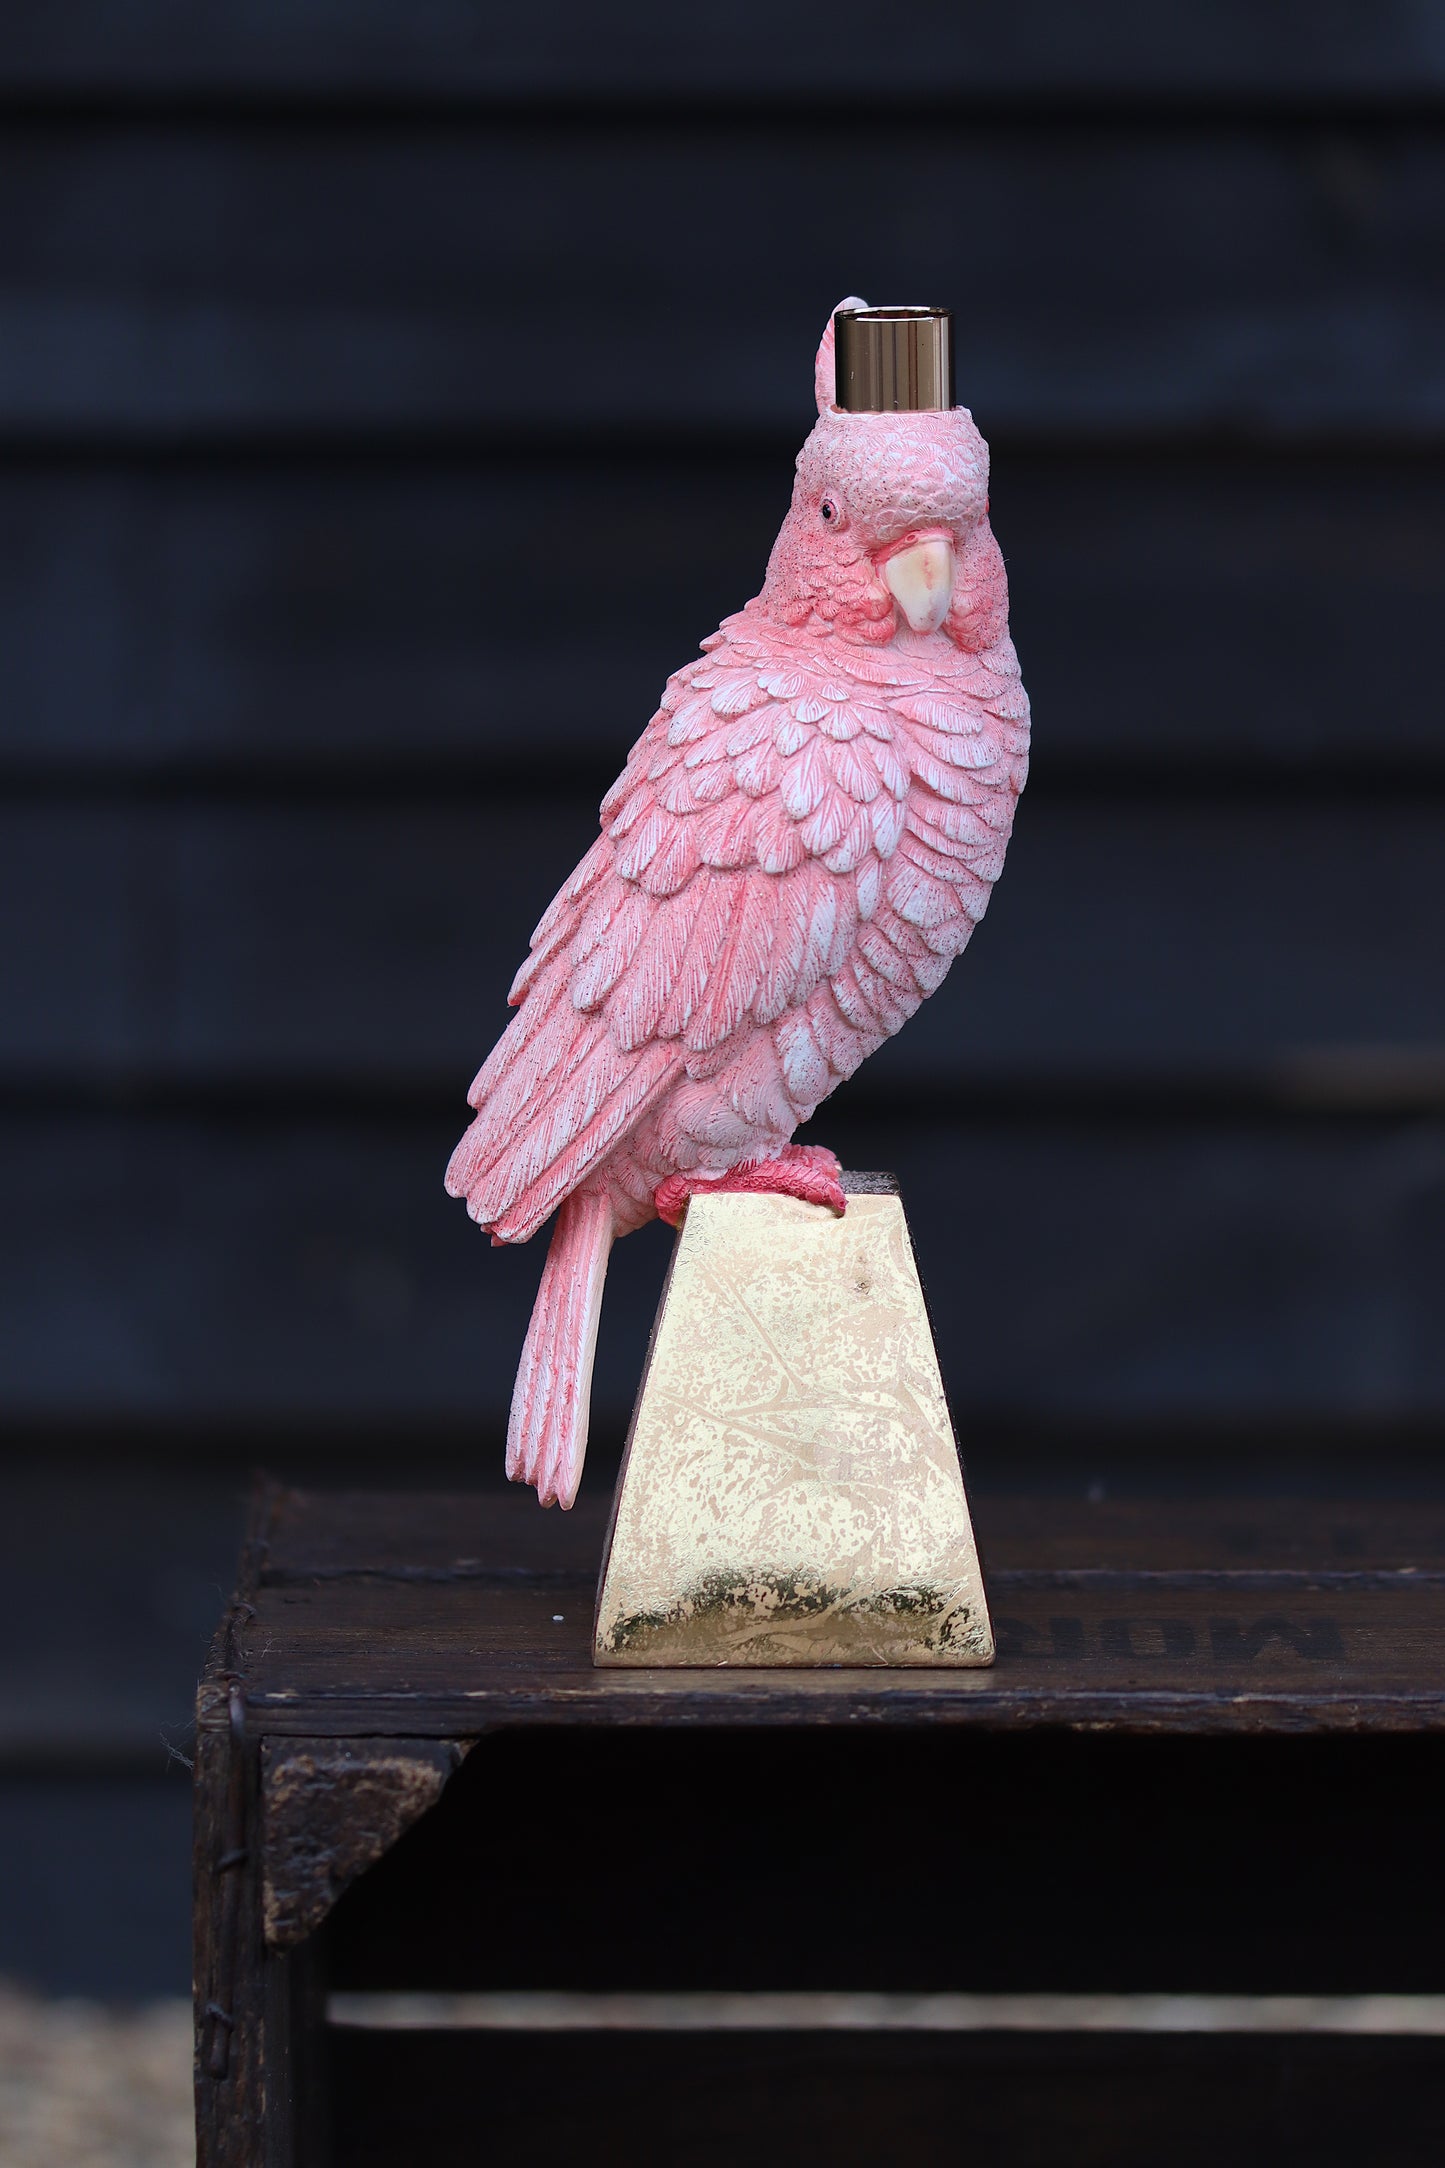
top-left (3, 451), bottom-right (1442, 774)
top-left (225, 1555), bottom-right (1445, 1734)
top-left (2, 2), bottom-right (1443, 105)
top-left (16, 1477), bottom-right (1445, 1775)
top-left (193, 1715), bottom-right (266, 2168)
top-left (5, 796), bottom-right (1444, 1088)
top-left (6, 1110), bottom-right (1444, 1426)
top-left (260, 1734), bottom-right (470, 1948)
top-left (6, 121), bottom-right (1445, 439)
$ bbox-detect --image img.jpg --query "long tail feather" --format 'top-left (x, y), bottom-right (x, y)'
top-left (506, 1189), bottom-right (614, 1508)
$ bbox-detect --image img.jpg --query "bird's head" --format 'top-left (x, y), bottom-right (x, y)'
top-left (760, 299), bottom-right (990, 643)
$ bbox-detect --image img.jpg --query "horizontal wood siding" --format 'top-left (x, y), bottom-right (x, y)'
top-left (4, 54), bottom-right (1443, 1447)
top-left (2, 451), bottom-right (1442, 774)
top-left (6, 796), bottom-right (1445, 1091)
top-left (5, 120), bottom-right (1445, 441)
top-left (4, 4), bottom-right (1445, 104)
top-left (6, 1110), bottom-right (1443, 1431)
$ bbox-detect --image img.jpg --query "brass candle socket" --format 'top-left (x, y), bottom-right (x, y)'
top-left (833, 305), bottom-right (955, 413)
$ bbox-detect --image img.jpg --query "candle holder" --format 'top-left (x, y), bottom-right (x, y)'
top-left (445, 299), bottom-right (1028, 1667)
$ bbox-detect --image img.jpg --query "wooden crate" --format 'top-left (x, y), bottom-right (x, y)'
top-left (195, 1481), bottom-right (1445, 2165)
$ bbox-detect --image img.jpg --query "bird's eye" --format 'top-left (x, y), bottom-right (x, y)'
top-left (820, 495), bottom-right (841, 526)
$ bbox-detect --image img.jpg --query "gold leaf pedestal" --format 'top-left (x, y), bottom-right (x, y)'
top-left (594, 1173), bottom-right (992, 1667)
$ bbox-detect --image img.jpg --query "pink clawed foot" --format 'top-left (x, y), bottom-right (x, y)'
top-left (654, 1144), bottom-right (847, 1230)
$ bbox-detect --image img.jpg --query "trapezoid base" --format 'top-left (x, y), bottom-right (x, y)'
top-left (593, 1173), bottom-right (993, 1668)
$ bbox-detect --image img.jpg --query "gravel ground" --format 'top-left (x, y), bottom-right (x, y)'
top-left (0, 1982), bottom-right (192, 2168)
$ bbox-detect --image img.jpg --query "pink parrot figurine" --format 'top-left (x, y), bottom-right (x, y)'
top-left (446, 301), bottom-right (1030, 1507)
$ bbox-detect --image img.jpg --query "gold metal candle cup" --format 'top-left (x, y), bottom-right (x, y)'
top-left (834, 305), bottom-right (955, 413)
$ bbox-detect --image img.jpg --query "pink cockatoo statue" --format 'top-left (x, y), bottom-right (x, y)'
top-left (446, 301), bottom-right (1030, 1507)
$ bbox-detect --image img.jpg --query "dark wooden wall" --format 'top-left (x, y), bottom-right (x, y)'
top-left (4, 3), bottom-right (1445, 1993)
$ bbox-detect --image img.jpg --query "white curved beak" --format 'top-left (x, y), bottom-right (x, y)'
top-left (882, 535), bottom-right (955, 634)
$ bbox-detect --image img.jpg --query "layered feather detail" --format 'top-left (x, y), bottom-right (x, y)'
top-left (504, 1187), bottom-right (614, 1508)
top-left (444, 613), bottom-right (1028, 1246)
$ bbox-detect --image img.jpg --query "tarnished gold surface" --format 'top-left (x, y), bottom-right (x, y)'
top-left (594, 1180), bottom-right (992, 1667)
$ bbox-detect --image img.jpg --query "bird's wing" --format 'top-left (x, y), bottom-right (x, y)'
top-left (754, 631), bottom-right (1031, 1118)
top-left (445, 622), bottom-right (1028, 1242)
